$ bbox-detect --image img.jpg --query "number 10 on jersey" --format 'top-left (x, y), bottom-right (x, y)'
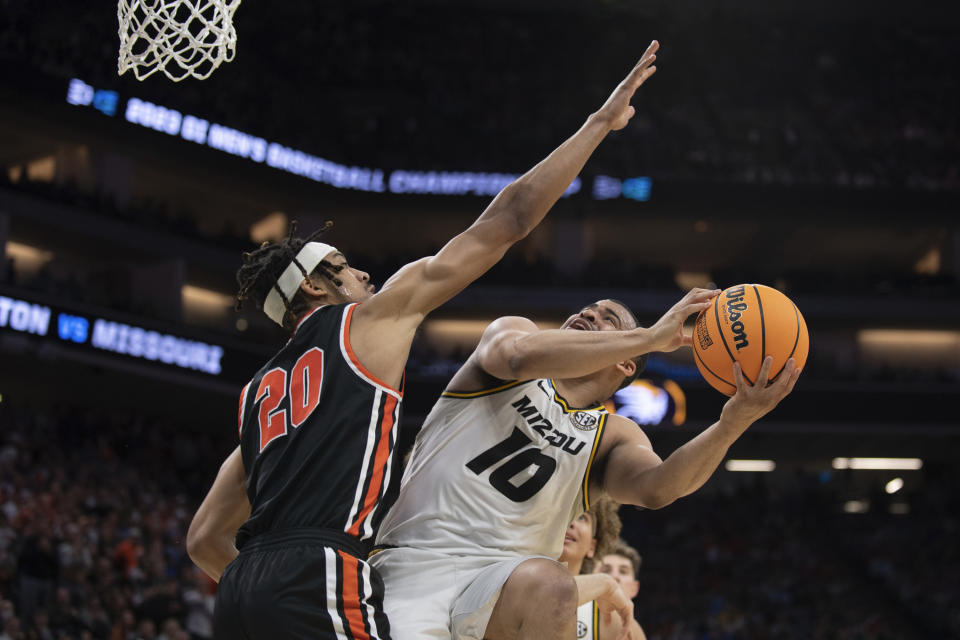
top-left (466, 427), bottom-right (558, 502)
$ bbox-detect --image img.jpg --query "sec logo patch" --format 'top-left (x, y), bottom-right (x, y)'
top-left (569, 412), bottom-right (598, 431)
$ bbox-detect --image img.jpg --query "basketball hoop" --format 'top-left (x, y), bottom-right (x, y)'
top-left (117, 0), bottom-right (242, 82)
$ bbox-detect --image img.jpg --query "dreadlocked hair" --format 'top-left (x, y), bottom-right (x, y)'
top-left (580, 496), bottom-right (623, 575)
top-left (235, 220), bottom-right (345, 332)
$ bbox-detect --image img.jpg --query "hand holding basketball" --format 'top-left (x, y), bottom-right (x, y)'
top-left (722, 356), bottom-right (801, 427)
top-left (594, 40), bottom-right (658, 131)
top-left (647, 287), bottom-right (720, 353)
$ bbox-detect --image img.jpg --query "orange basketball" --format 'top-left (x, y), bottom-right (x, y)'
top-left (692, 284), bottom-right (809, 396)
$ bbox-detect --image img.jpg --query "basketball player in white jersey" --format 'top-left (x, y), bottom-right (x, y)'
top-left (371, 292), bottom-right (801, 639)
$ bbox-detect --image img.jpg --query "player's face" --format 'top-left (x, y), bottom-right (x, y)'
top-left (559, 512), bottom-right (596, 564)
top-left (596, 554), bottom-right (639, 599)
top-left (561, 300), bottom-right (635, 333)
top-left (325, 252), bottom-right (376, 302)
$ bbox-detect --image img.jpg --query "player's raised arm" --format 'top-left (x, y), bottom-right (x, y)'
top-left (357, 42), bottom-right (659, 326)
top-left (470, 289), bottom-right (717, 382)
top-left (600, 357), bottom-right (802, 509)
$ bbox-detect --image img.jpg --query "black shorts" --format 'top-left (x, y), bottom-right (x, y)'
top-left (214, 529), bottom-right (391, 639)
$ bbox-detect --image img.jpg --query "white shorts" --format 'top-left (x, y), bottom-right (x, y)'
top-left (369, 547), bottom-right (551, 640)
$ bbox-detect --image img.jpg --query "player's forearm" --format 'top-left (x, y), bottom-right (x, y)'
top-left (629, 413), bottom-right (752, 508)
top-left (574, 574), bottom-right (620, 606)
top-left (478, 115), bottom-right (613, 240)
top-left (501, 326), bottom-right (657, 380)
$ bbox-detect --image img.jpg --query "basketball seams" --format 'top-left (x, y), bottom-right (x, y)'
top-left (770, 302), bottom-right (802, 382)
top-left (693, 307), bottom-right (736, 394)
top-left (693, 342), bottom-right (736, 394)
top-left (753, 285), bottom-right (766, 378)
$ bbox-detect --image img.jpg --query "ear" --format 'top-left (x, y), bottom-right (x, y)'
top-left (625, 579), bottom-right (640, 600)
top-left (299, 276), bottom-right (331, 302)
top-left (586, 537), bottom-right (597, 559)
top-left (615, 358), bottom-right (637, 379)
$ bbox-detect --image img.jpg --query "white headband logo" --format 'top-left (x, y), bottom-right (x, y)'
top-left (263, 242), bottom-right (338, 326)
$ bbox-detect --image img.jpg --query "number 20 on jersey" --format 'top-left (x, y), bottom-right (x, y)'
top-left (250, 347), bottom-right (325, 452)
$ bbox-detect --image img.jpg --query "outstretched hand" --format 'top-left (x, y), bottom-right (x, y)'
top-left (722, 356), bottom-right (802, 426)
top-left (594, 40), bottom-right (659, 131)
top-left (647, 287), bottom-right (720, 353)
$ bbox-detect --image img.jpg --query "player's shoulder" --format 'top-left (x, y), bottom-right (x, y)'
top-left (370, 257), bottom-right (432, 296)
top-left (480, 315), bottom-right (540, 338)
top-left (601, 412), bottom-right (653, 448)
top-left (293, 302), bottom-right (349, 334)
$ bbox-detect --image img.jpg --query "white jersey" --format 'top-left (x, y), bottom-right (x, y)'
top-left (375, 379), bottom-right (608, 560)
top-left (577, 602), bottom-right (599, 640)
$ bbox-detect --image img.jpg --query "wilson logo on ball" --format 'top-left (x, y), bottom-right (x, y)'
top-left (725, 285), bottom-right (750, 351)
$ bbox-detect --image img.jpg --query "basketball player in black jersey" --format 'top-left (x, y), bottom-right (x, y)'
top-left (186, 42), bottom-right (662, 640)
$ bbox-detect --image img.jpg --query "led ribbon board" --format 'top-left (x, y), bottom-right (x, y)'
top-left (67, 78), bottom-right (653, 201)
top-left (0, 293), bottom-right (240, 378)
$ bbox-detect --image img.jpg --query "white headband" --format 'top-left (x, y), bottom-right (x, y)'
top-left (263, 242), bottom-right (338, 326)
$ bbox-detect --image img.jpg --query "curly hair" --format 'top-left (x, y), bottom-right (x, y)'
top-left (235, 220), bottom-right (345, 333)
top-left (581, 496), bottom-right (622, 574)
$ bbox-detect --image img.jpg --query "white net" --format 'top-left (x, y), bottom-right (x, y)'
top-left (117, 0), bottom-right (242, 82)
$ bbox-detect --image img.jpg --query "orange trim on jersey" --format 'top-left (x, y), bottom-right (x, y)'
top-left (343, 304), bottom-right (403, 397)
top-left (293, 305), bottom-right (323, 335)
top-left (347, 393), bottom-right (398, 537)
top-left (337, 551), bottom-right (370, 640)
top-left (237, 382), bottom-right (250, 440)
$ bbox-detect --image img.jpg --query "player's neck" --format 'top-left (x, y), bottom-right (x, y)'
top-left (565, 557), bottom-right (584, 576)
top-left (553, 377), bottom-right (610, 410)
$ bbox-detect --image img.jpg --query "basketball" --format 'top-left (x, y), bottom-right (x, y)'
top-left (692, 284), bottom-right (809, 396)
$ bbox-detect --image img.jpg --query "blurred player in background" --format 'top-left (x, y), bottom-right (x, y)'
top-left (185, 39), bottom-right (665, 640)
top-left (595, 540), bottom-right (642, 612)
top-left (558, 499), bottom-right (646, 640)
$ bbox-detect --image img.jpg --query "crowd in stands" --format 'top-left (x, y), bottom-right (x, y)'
top-left (622, 470), bottom-right (959, 639)
top-left (1, 1), bottom-right (957, 191)
top-left (0, 403), bottom-right (225, 640)
top-left (0, 398), bottom-right (954, 639)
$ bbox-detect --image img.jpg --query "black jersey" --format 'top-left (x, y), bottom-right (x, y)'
top-left (236, 302), bottom-right (403, 547)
